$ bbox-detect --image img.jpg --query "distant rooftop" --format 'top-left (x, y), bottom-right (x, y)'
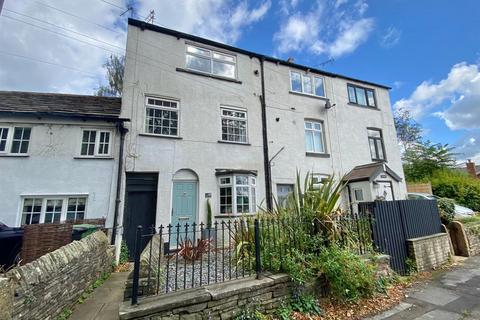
top-left (0, 91), bottom-right (122, 119)
top-left (128, 18), bottom-right (391, 90)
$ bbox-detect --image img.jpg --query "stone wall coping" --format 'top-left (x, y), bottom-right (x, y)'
top-left (119, 273), bottom-right (290, 320)
top-left (407, 232), bottom-right (447, 242)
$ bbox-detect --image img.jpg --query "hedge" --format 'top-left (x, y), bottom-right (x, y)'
top-left (431, 170), bottom-right (480, 212)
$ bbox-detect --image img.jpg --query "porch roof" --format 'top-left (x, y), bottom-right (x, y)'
top-left (344, 162), bottom-right (402, 183)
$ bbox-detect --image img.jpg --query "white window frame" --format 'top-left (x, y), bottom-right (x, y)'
top-left (79, 128), bottom-right (113, 157)
top-left (304, 120), bottom-right (326, 154)
top-left (19, 195), bottom-right (88, 226)
top-left (290, 71), bottom-right (326, 98)
top-left (0, 125), bottom-right (32, 155)
top-left (220, 106), bottom-right (248, 144)
top-left (144, 96), bottom-right (180, 137)
top-left (185, 44), bottom-right (237, 79)
top-left (218, 174), bottom-right (257, 215)
top-left (311, 173), bottom-right (330, 189)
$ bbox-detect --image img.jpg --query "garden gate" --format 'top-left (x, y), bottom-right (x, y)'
top-left (359, 199), bottom-right (443, 274)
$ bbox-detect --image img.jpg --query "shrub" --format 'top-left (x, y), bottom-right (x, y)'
top-left (437, 197), bottom-right (455, 224)
top-left (277, 293), bottom-right (322, 320)
top-left (119, 240), bottom-right (129, 264)
top-left (317, 246), bottom-right (378, 301)
top-left (431, 169), bottom-right (480, 211)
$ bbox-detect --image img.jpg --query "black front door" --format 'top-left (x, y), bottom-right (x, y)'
top-left (124, 172), bottom-right (158, 259)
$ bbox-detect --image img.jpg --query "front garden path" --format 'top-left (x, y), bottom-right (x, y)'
top-left (69, 270), bottom-right (130, 320)
top-left (368, 255), bottom-right (480, 320)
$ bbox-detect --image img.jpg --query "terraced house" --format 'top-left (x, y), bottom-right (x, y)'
top-left (0, 92), bottom-right (125, 229)
top-left (117, 19), bottom-right (406, 253)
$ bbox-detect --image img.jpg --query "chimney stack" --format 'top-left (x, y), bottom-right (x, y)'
top-left (466, 159), bottom-right (477, 178)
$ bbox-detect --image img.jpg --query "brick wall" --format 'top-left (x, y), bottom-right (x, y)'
top-left (1, 231), bottom-right (114, 320)
top-left (406, 182), bottom-right (433, 194)
top-left (407, 233), bottom-right (452, 272)
top-left (119, 274), bottom-right (291, 320)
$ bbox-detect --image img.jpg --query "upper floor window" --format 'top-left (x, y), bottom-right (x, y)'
top-left (0, 126), bottom-right (31, 154)
top-left (367, 128), bottom-right (385, 161)
top-left (220, 107), bottom-right (247, 143)
top-left (21, 196), bottom-right (88, 225)
top-left (348, 84), bottom-right (376, 108)
top-left (186, 45), bottom-right (236, 79)
top-left (305, 120), bottom-right (326, 154)
top-left (145, 97), bottom-right (179, 137)
top-left (219, 174), bottom-right (256, 215)
top-left (80, 129), bottom-right (112, 157)
top-left (290, 71), bottom-right (325, 97)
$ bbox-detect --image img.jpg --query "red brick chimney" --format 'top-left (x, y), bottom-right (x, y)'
top-left (466, 159), bottom-right (478, 178)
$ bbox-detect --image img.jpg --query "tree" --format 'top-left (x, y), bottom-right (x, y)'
top-left (96, 55), bottom-right (125, 97)
top-left (403, 140), bottom-right (457, 181)
top-left (394, 107), bottom-right (422, 153)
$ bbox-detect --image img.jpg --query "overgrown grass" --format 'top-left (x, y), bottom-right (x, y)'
top-left (456, 214), bottom-right (480, 226)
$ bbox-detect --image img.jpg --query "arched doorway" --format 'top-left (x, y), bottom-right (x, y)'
top-left (171, 169), bottom-right (198, 227)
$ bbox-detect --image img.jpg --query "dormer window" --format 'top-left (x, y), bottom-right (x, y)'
top-left (186, 45), bottom-right (236, 79)
top-left (290, 71), bottom-right (325, 97)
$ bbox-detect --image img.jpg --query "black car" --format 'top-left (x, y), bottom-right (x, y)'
top-left (0, 222), bottom-right (23, 270)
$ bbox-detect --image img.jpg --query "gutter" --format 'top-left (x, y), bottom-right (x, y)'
top-left (111, 121), bottom-right (128, 245)
top-left (260, 58), bottom-right (273, 211)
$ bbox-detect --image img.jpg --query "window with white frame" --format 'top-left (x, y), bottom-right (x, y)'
top-left (220, 107), bottom-right (247, 143)
top-left (145, 97), bottom-right (179, 136)
top-left (186, 45), bottom-right (236, 79)
top-left (311, 173), bottom-right (330, 189)
top-left (290, 71), bottom-right (325, 97)
top-left (80, 129), bottom-right (112, 157)
top-left (0, 126), bottom-right (31, 154)
top-left (21, 196), bottom-right (88, 225)
top-left (219, 175), bottom-right (256, 215)
top-left (304, 120), bottom-right (326, 153)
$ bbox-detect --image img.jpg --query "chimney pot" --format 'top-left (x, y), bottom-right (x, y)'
top-left (466, 160), bottom-right (477, 178)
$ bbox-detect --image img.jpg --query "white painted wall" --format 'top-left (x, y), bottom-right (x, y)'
top-left (0, 116), bottom-right (119, 227)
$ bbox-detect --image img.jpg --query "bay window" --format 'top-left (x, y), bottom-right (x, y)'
top-left (218, 174), bottom-right (256, 215)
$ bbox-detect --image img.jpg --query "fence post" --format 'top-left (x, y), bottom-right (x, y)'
top-left (254, 219), bottom-right (262, 279)
top-left (131, 225), bottom-right (143, 305)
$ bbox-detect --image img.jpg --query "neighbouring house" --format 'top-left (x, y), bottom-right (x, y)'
top-left (117, 19), bottom-right (407, 254)
top-left (0, 91), bottom-right (125, 231)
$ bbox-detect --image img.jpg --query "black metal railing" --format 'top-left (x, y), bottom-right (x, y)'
top-left (130, 213), bottom-right (374, 305)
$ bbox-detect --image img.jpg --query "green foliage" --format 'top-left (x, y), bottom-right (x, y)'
top-left (403, 141), bottom-right (456, 181)
top-left (96, 54), bottom-right (124, 97)
top-left (317, 246), bottom-right (379, 301)
top-left (431, 169), bottom-right (480, 211)
top-left (119, 240), bottom-right (129, 265)
top-left (277, 294), bottom-right (322, 319)
top-left (405, 257), bottom-right (418, 275)
top-left (206, 199), bottom-right (213, 228)
top-left (437, 197), bottom-right (456, 224)
top-left (457, 214), bottom-right (480, 225)
top-left (394, 107), bottom-right (423, 154)
top-left (234, 305), bottom-right (268, 320)
top-left (57, 307), bottom-right (73, 320)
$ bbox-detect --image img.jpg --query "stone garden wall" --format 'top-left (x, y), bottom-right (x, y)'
top-left (119, 274), bottom-right (291, 320)
top-left (407, 233), bottom-right (451, 272)
top-left (0, 231), bottom-right (114, 320)
top-left (464, 224), bottom-right (480, 256)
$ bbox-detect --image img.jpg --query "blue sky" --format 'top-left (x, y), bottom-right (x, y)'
top-left (1, 0), bottom-right (479, 162)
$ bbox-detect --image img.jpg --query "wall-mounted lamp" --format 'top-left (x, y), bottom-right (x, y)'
top-left (325, 99), bottom-right (336, 110)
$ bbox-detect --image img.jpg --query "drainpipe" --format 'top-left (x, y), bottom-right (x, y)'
top-left (111, 121), bottom-right (128, 245)
top-left (259, 57), bottom-right (273, 211)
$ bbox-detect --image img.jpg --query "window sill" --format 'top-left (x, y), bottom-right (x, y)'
top-left (347, 102), bottom-right (379, 110)
top-left (217, 140), bottom-right (251, 146)
top-left (289, 91), bottom-right (328, 100)
top-left (74, 156), bottom-right (114, 160)
top-left (306, 152), bottom-right (330, 158)
top-left (214, 213), bottom-right (257, 219)
top-left (139, 133), bottom-right (183, 140)
top-left (176, 67), bottom-right (242, 84)
top-left (0, 153), bottom-right (29, 157)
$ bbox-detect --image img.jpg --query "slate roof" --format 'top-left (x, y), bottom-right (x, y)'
top-left (344, 162), bottom-right (402, 182)
top-left (0, 91), bottom-right (122, 119)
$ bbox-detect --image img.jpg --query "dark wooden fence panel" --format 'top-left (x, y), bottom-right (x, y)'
top-left (359, 199), bottom-right (442, 274)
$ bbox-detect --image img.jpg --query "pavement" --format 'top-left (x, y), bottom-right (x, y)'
top-left (69, 271), bottom-right (130, 320)
top-left (368, 255), bottom-right (480, 320)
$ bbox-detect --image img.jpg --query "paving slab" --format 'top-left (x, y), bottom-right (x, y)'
top-left (409, 286), bottom-right (460, 306)
top-left (414, 309), bottom-right (461, 320)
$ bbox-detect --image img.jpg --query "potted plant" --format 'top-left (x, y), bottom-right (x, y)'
top-left (202, 199), bottom-right (216, 242)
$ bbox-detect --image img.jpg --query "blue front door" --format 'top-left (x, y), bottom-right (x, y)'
top-left (171, 181), bottom-right (197, 230)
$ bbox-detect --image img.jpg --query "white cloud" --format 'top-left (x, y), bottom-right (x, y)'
top-left (273, 0), bottom-right (374, 58)
top-left (136, 0), bottom-right (271, 44)
top-left (393, 62), bottom-right (480, 129)
top-left (0, 0), bottom-right (126, 94)
top-left (380, 26), bottom-right (401, 48)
